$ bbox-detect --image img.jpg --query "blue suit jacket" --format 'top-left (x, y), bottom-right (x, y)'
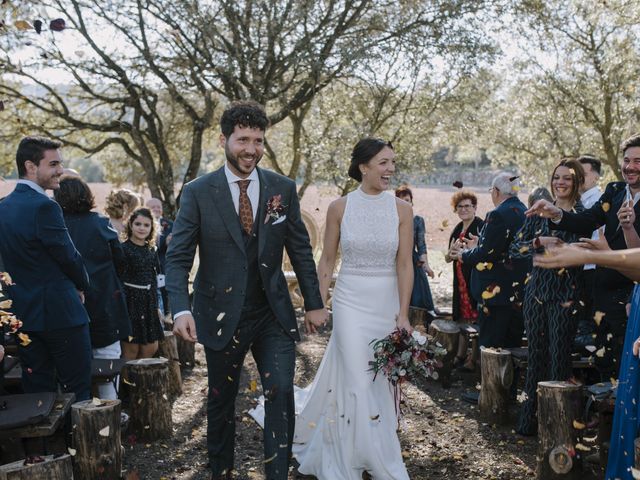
top-left (461, 196), bottom-right (530, 306)
top-left (0, 183), bottom-right (90, 332)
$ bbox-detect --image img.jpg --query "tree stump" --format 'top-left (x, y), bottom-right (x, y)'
top-left (158, 331), bottom-right (183, 399)
top-left (635, 437), bottom-right (640, 471)
top-left (537, 381), bottom-right (584, 479)
top-left (125, 358), bottom-right (172, 441)
top-left (428, 319), bottom-right (459, 388)
top-left (478, 347), bottom-right (513, 424)
top-left (71, 398), bottom-right (122, 480)
top-left (0, 454), bottom-right (73, 480)
top-left (409, 306), bottom-right (429, 327)
top-left (175, 334), bottom-right (196, 370)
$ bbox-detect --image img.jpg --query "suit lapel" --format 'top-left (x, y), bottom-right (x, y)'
top-left (257, 168), bottom-right (269, 258)
top-left (209, 168), bottom-right (246, 254)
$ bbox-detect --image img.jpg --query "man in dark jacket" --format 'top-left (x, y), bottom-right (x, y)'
top-left (0, 136), bottom-right (91, 400)
top-left (453, 173), bottom-right (530, 348)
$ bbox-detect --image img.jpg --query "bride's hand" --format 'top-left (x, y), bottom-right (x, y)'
top-left (396, 315), bottom-right (413, 334)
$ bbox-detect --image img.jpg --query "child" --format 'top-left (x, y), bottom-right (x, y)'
top-left (120, 207), bottom-right (164, 360)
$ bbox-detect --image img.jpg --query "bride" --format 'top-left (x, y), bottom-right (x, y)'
top-left (299, 137), bottom-right (416, 479)
top-left (251, 137), bottom-right (413, 478)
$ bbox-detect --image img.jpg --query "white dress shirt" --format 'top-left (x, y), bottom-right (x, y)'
top-left (224, 163), bottom-right (260, 221)
top-left (580, 185), bottom-right (602, 271)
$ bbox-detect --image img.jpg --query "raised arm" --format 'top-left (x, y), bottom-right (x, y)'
top-left (534, 245), bottom-right (640, 281)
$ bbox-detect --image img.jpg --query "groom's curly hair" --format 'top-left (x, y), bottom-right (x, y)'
top-left (220, 100), bottom-right (269, 137)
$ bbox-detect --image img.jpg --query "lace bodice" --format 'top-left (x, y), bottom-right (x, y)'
top-left (339, 188), bottom-right (399, 276)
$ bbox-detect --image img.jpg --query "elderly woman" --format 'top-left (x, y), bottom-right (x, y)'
top-left (445, 190), bottom-right (484, 369)
top-left (54, 176), bottom-right (131, 399)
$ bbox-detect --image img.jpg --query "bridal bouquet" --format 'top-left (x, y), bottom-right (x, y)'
top-left (369, 328), bottom-right (445, 386)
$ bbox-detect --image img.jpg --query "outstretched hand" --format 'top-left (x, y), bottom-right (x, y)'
top-left (574, 227), bottom-right (609, 251)
top-left (525, 199), bottom-right (562, 220)
top-left (304, 307), bottom-right (329, 334)
top-left (533, 243), bottom-right (592, 269)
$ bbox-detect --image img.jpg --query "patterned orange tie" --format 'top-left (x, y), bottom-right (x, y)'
top-left (237, 179), bottom-right (253, 235)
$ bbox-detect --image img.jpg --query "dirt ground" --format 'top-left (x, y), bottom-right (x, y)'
top-left (122, 257), bottom-right (604, 480)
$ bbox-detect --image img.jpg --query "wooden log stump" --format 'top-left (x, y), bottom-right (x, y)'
top-left (0, 454), bottom-right (73, 480)
top-left (537, 381), bottom-right (584, 479)
top-left (125, 358), bottom-right (172, 441)
top-left (478, 347), bottom-right (513, 424)
top-left (428, 319), bottom-right (459, 388)
top-left (635, 437), bottom-right (640, 472)
top-left (71, 398), bottom-right (122, 480)
top-left (175, 334), bottom-right (196, 370)
top-left (409, 306), bottom-right (429, 327)
top-left (158, 331), bottom-right (183, 399)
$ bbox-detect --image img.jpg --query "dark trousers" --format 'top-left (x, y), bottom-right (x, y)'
top-left (18, 323), bottom-right (92, 401)
top-left (518, 298), bottom-right (579, 434)
top-left (478, 304), bottom-right (523, 348)
top-left (204, 305), bottom-right (295, 480)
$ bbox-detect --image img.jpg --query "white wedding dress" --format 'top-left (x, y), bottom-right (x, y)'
top-left (251, 187), bottom-right (410, 479)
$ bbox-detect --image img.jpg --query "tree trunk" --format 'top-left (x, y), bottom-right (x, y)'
top-left (478, 347), bottom-right (513, 424)
top-left (428, 319), bottom-right (459, 388)
top-left (125, 358), bottom-right (173, 441)
top-left (409, 306), bottom-right (429, 328)
top-left (0, 454), bottom-right (73, 480)
top-left (157, 331), bottom-right (183, 399)
top-left (176, 335), bottom-right (196, 370)
top-left (71, 398), bottom-right (122, 480)
top-left (537, 381), bottom-right (584, 479)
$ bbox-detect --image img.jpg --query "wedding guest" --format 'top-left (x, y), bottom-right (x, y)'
top-left (527, 134), bottom-right (640, 379)
top-left (395, 185), bottom-right (436, 319)
top-left (533, 244), bottom-right (640, 480)
top-left (451, 173), bottom-right (529, 349)
top-left (147, 197), bottom-right (172, 317)
top-left (444, 190), bottom-right (483, 369)
top-left (509, 158), bottom-right (589, 435)
top-left (54, 176), bottom-right (131, 399)
top-left (0, 136), bottom-right (91, 400)
top-left (104, 188), bottom-right (140, 237)
top-left (574, 155), bottom-right (603, 353)
top-left (119, 207), bottom-right (164, 360)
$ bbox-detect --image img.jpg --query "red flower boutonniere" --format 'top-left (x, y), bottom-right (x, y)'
top-left (264, 194), bottom-right (286, 224)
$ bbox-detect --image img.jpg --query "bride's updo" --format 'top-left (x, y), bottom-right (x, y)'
top-left (348, 137), bottom-right (394, 182)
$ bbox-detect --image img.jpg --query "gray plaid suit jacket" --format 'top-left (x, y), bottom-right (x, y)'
top-left (165, 166), bottom-right (323, 350)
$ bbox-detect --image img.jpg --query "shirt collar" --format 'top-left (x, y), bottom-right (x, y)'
top-left (582, 185), bottom-right (601, 200)
top-left (224, 163), bottom-right (259, 185)
top-left (17, 179), bottom-right (47, 196)
top-left (625, 184), bottom-right (640, 206)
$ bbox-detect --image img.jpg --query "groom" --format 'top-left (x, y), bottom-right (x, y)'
top-left (165, 100), bottom-right (327, 480)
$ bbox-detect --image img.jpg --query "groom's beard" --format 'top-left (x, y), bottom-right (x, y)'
top-left (225, 145), bottom-right (262, 176)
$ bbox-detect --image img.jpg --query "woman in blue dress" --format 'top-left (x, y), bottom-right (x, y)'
top-left (533, 242), bottom-right (640, 479)
top-left (395, 186), bottom-right (436, 319)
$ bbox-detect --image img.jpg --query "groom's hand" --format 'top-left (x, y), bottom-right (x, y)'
top-left (173, 313), bottom-right (198, 342)
top-left (304, 308), bottom-right (329, 334)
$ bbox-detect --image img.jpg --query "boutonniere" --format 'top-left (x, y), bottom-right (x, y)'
top-left (264, 194), bottom-right (286, 224)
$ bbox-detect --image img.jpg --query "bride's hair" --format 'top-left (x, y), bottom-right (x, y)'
top-left (348, 137), bottom-right (393, 182)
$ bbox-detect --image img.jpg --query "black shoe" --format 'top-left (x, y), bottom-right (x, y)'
top-left (461, 391), bottom-right (479, 404)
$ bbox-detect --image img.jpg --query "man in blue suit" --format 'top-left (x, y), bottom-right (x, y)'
top-left (0, 137), bottom-right (91, 401)
top-left (453, 173), bottom-right (530, 348)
